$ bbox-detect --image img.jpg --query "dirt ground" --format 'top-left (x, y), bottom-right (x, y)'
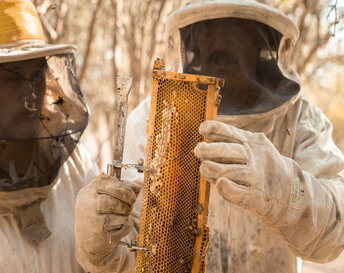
top-left (302, 252), bottom-right (344, 273)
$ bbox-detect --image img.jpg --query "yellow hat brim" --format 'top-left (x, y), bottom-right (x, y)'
top-left (0, 43), bottom-right (77, 63)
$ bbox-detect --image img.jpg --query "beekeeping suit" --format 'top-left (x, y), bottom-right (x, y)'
top-left (0, 1), bottom-right (98, 272)
top-left (74, 0), bottom-right (344, 273)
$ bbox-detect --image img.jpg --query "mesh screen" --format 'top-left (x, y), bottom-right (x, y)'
top-left (135, 59), bottom-right (221, 273)
top-left (0, 53), bottom-right (88, 191)
top-left (180, 18), bottom-right (299, 115)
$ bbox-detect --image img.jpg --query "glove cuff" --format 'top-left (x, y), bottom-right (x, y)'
top-left (259, 156), bottom-right (298, 225)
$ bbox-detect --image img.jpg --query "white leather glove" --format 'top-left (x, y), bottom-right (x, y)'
top-left (194, 120), bottom-right (298, 224)
top-left (75, 174), bottom-right (140, 268)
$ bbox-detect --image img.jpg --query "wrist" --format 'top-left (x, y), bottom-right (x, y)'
top-left (259, 156), bottom-right (297, 225)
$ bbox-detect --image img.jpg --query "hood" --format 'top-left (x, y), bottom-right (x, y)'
top-left (165, 0), bottom-right (301, 119)
top-left (0, 53), bottom-right (88, 242)
top-left (0, 0), bottom-right (89, 242)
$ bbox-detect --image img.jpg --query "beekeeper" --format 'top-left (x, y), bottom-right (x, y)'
top-left (0, 0), bottom-right (101, 272)
top-left (75, 0), bottom-right (344, 272)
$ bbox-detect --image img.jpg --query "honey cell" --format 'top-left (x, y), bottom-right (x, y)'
top-left (135, 59), bottom-right (222, 273)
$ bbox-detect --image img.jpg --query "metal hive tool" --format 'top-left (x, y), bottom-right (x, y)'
top-left (135, 59), bottom-right (223, 273)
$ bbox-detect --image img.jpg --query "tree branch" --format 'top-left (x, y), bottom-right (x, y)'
top-left (297, 32), bottom-right (332, 74)
top-left (55, 0), bottom-right (69, 42)
top-left (39, 13), bottom-right (58, 42)
top-left (79, 0), bottom-right (103, 83)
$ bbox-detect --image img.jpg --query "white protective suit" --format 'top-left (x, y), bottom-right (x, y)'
top-left (0, 144), bottom-right (98, 273)
top-left (0, 1), bottom-right (99, 271)
top-left (75, 1), bottom-right (344, 272)
top-left (116, 92), bottom-right (344, 273)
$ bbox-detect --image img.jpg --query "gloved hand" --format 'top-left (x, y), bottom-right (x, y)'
top-left (194, 120), bottom-right (298, 225)
top-left (75, 174), bottom-right (140, 266)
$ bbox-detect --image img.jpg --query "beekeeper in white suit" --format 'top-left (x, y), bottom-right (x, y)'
top-left (75, 0), bottom-right (344, 272)
top-left (0, 0), bottom-right (100, 272)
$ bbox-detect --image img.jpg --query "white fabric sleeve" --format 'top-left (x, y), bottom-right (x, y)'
top-left (267, 101), bottom-right (344, 263)
top-left (68, 142), bottom-right (100, 188)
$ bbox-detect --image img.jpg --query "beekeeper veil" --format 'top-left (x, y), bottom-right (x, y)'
top-left (0, 54), bottom-right (87, 191)
top-left (166, 0), bottom-right (301, 115)
top-left (0, 0), bottom-right (88, 241)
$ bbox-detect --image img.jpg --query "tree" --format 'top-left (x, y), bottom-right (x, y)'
top-left (33, 0), bottom-right (344, 168)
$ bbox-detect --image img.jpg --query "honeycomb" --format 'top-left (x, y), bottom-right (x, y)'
top-left (135, 59), bottom-right (222, 273)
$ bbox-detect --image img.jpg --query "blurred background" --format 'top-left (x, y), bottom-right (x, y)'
top-left (32, 0), bottom-right (343, 272)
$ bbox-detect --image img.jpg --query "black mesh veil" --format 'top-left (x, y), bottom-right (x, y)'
top-left (180, 18), bottom-right (300, 115)
top-left (0, 53), bottom-right (88, 191)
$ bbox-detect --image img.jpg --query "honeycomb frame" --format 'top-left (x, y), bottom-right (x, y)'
top-left (135, 59), bottom-right (222, 273)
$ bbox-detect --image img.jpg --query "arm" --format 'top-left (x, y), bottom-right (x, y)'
top-left (277, 103), bottom-right (344, 262)
top-left (74, 174), bottom-right (139, 273)
top-left (194, 103), bottom-right (344, 263)
top-left (74, 98), bottom-right (150, 273)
